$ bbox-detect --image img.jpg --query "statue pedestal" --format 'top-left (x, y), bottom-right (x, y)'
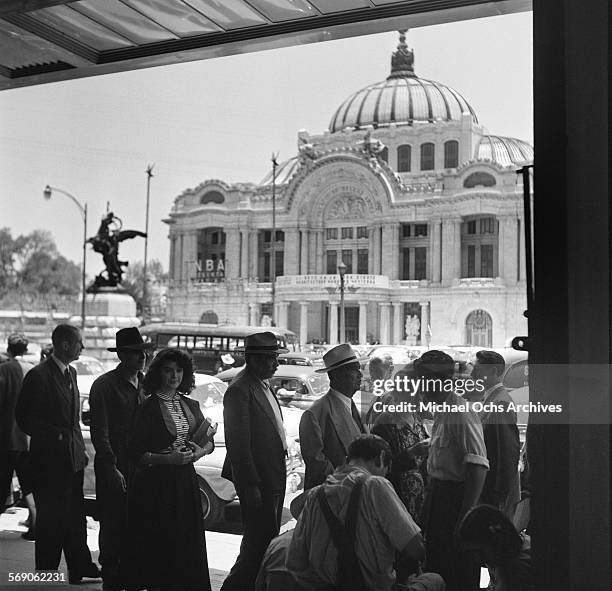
top-left (85, 290), bottom-right (136, 317)
top-left (71, 290), bottom-right (140, 363)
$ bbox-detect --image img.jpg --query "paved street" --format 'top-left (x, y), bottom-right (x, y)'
top-left (0, 491), bottom-right (302, 591)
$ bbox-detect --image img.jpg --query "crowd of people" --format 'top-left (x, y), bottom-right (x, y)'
top-left (0, 325), bottom-right (532, 591)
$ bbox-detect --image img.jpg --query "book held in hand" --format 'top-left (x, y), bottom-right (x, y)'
top-left (189, 418), bottom-right (214, 447)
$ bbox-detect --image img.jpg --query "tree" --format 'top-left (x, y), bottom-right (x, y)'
top-left (0, 227), bottom-right (80, 300)
top-left (122, 259), bottom-right (168, 314)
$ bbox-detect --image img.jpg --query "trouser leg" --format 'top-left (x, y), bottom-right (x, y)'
top-left (424, 480), bottom-right (480, 591)
top-left (33, 475), bottom-right (68, 570)
top-left (97, 482), bottom-right (127, 587)
top-left (64, 470), bottom-right (95, 576)
top-left (221, 491), bottom-right (284, 591)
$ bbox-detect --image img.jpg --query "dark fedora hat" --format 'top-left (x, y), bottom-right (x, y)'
top-left (239, 331), bottom-right (288, 355)
top-left (107, 327), bottom-right (155, 352)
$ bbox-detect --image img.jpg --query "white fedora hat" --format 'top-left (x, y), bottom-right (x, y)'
top-left (315, 343), bottom-right (366, 373)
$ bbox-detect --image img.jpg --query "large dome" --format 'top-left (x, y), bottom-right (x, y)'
top-left (329, 32), bottom-right (478, 133)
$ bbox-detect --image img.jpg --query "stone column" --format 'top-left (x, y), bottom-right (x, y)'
top-left (278, 302), bottom-right (289, 329)
top-left (300, 229), bottom-right (309, 276)
top-left (240, 230), bottom-right (249, 279)
top-left (300, 302), bottom-right (309, 348)
top-left (381, 223), bottom-right (400, 278)
top-left (225, 228), bottom-right (240, 279)
top-left (315, 230), bottom-right (324, 274)
top-left (328, 302), bottom-right (338, 345)
top-left (368, 226), bottom-right (376, 275)
top-left (392, 302), bottom-right (403, 344)
top-left (169, 235), bottom-right (177, 282)
top-left (419, 301), bottom-right (430, 345)
top-left (249, 230), bottom-right (258, 279)
top-left (186, 231), bottom-right (199, 282)
top-left (248, 302), bottom-right (259, 326)
top-left (283, 228), bottom-right (299, 276)
top-left (441, 218), bottom-right (461, 285)
top-left (379, 302), bottom-right (391, 344)
top-left (430, 219), bottom-right (442, 283)
top-left (359, 302), bottom-right (368, 345)
top-left (499, 216), bottom-right (519, 285)
top-left (177, 233), bottom-right (185, 284)
top-left (308, 229), bottom-right (317, 274)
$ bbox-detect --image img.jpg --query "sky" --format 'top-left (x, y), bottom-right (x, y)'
top-left (0, 11), bottom-right (532, 279)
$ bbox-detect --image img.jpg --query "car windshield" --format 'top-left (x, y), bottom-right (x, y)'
top-left (189, 381), bottom-right (227, 408)
top-left (72, 359), bottom-right (104, 375)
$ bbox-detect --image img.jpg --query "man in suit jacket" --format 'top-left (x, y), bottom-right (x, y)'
top-left (471, 350), bottom-right (521, 516)
top-left (89, 327), bottom-right (154, 591)
top-left (299, 343), bottom-right (367, 490)
top-left (0, 333), bottom-right (35, 538)
top-left (16, 324), bottom-right (100, 583)
top-left (221, 332), bottom-right (288, 591)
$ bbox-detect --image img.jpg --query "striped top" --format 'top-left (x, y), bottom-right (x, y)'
top-left (157, 392), bottom-right (189, 449)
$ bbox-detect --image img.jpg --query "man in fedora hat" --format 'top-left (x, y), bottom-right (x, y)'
top-left (299, 343), bottom-right (367, 491)
top-left (89, 327), bottom-right (155, 591)
top-left (221, 331), bottom-right (289, 591)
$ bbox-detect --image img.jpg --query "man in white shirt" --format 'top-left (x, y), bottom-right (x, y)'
top-left (415, 350), bottom-right (489, 591)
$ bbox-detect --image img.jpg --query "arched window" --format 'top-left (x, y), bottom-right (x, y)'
top-left (420, 143), bottom-right (435, 171)
top-left (380, 147), bottom-right (389, 163)
top-left (200, 310), bottom-right (218, 324)
top-left (444, 140), bottom-right (459, 168)
top-left (200, 190), bottom-right (224, 205)
top-left (397, 144), bottom-right (412, 172)
top-left (463, 172), bottom-right (496, 188)
top-left (465, 310), bottom-right (493, 346)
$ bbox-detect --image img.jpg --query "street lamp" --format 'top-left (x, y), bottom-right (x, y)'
top-left (43, 185), bottom-right (88, 329)
top-left (337, 260), bottom-right (347, 343)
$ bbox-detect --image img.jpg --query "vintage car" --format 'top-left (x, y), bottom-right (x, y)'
top-left (80, 373), bottom-right (304, 527)
top-left (216, 364), bottom-right (329, 411)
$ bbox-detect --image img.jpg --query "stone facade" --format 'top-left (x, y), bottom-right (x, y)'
top-left (164, 35), bottom-right (530, 348)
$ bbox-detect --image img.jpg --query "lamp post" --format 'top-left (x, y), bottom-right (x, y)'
top-left (43, 185), bottom-right (87, 329)
top-left (143, 164), bottom-right (154, 322)
top-left (270, 153), bottom-right (279, 326)
top-left (338, 260), bottom-right (347, 343)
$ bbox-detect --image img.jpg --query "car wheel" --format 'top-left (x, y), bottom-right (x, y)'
top-left (198, 476), bottom-right (225, 528)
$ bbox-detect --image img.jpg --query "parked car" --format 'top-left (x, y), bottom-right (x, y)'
top-left (277, 351), bottom-right (325, 369)
top-left (217, 364), bottom-right (329, 411)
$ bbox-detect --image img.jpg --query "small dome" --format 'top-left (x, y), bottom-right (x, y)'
top-left (475, 135), bottom-right (533, 166)
top-left (329, 31), bottom-right (478, 133)
top-left (259, 157), bottom-right (299, 186)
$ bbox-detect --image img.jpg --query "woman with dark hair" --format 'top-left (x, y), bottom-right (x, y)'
top-left (125, 348), bottom-right (216, 591)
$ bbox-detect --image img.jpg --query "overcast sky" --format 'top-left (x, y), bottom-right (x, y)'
top-left (0, 11), bottom-right (532, 278)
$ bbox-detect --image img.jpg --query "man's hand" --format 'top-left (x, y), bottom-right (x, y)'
top-left (243, 485), bottom-right (263, 508)
top-left (112, 467), bottom-right (127, 493)
top-left (409, 439), bottom-right (430, 458)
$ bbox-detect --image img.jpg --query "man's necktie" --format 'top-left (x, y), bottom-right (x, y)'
top-left (64, 368), bottom-right (73, 392)
top-left (351, 400), bottom-right (365, 433)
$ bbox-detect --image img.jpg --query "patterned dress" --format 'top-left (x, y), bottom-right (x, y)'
top-left (372, 412), bottom-right (429, 524)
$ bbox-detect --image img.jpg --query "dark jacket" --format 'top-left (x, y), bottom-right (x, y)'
top-left (480, 385), bottom-right (521, 508)
top-left (16, 356), bottom-right (87, 475)
top-left (221, 369), bottom-right (287, 495)
top-left (89, 366), bottom-right (145, 482)
top-left (300, 390), bottom-right (365, 490)
top-left (0, 358), bottom-right (32, 451)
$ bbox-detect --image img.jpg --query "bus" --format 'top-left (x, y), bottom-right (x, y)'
top-left (139, 323), bottom-right (298, 374)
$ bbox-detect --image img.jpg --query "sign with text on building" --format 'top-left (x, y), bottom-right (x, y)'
top-left (276, 274), bottom-right (389, 289)
top-left (193, 259), bottom-right (225, 283)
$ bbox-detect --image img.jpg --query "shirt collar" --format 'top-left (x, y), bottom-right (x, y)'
top-left (51, 354), bottom-right (69, 375)
top-left (157, 391), bottom-right (180, 402)
top-left (329, 388), bottom-right (353, 413)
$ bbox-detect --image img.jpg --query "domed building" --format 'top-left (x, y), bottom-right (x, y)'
top-left (164, 32), bottom-right (531, 348)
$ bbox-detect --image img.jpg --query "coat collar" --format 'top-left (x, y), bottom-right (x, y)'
top-left (324, 389), bottom-right (362, 454)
